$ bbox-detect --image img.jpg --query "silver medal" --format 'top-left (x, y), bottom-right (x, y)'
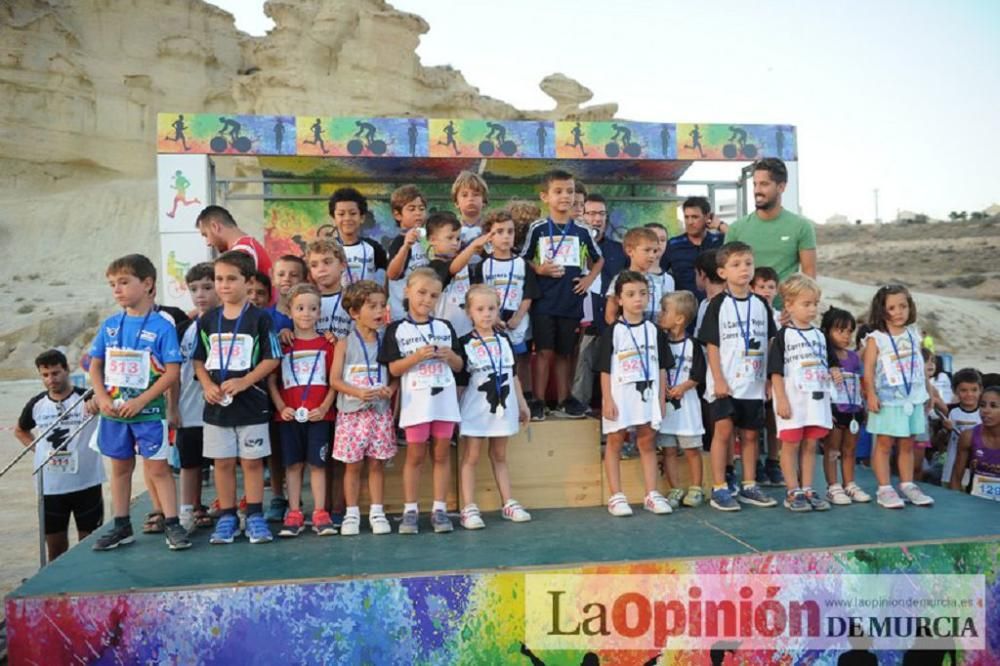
top-left (903, 402), bottom-right (913, 416)
top-left (642, 388), bottom-right (651, 401)
top-left (496, 405), bottom-right (505, 418)
top-left (849, 419), bottom-right (860, 435)
top-left (295, 407), bottom-right (309, 423)
top-left (219, 394), bottom-right (233, 407)
top-left (112, 398), bottom-right (125, 410)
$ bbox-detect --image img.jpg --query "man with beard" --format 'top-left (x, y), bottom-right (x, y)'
top-left (726, 158), bottom-right (816, 308)
top-left (664, 196), bottom-right (725, 302)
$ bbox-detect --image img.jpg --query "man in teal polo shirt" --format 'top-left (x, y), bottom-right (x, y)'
top-left (727, 158), bottom-right (816, 307)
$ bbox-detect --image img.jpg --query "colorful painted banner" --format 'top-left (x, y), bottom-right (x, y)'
top-left (157, 113), bottom-right (297, 155)
top-left (428, 119), bottom-right (555, 159)
top-left (7, 542), bottom-right (999, 664)
top-left (295, 117), bottom-right (429, 158)
top-left (676, 123), bottom-right (797, 161)
top-left (555, 121), bottom-right (677, 160)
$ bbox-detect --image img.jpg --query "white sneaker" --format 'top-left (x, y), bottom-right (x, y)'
top-left (179, 507), bottom-right (196, 534)
top-left (340, 514), bottom-right (360, 536)
top-left (607, 492), bottom-right (633, 517)
top-left (825, 484), bottom-right (852, 506)
top-left (369, 513), bottom-right (391, 535)
top-left (844, 483), bottom-right (871, 503)
top-left (900, 483), bottom-right (935, 507)
top-left (501, 500), bottom-right (532, 523)
top-left (460, 504), bottom-right (486, 530)
top-left (877, 486), bottom-right (905, 509)
top-left (644, 491), bottom-right (673, 515)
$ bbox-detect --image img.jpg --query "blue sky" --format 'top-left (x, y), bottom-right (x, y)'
top-left (208, 0), bottom-right (999, 223)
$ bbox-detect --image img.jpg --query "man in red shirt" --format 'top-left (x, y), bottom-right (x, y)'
top-left (196, 205), bottom-right (273, 280)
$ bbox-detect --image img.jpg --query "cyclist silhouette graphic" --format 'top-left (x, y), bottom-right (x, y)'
top-left (565, 121), bottom-right (587, 156)
top-left (438, 120), bottom-right (461, 155)
top-left (605, 123), bottom-right (641, 157)
top-left (304, 118), bottom-right (329, 154)
top-left (684, 123), bottom-right (705, 157)
top-left (408, 119), bottom-right (419, 156)
top-left (164, 114), bottom-right (190, 151)
top-left (536, 122), bottom-right (547, 155)
top-left (610, 123), bottom-right (632, 146)
top-left (485, 122), bottom-right (507, 144)
top-left (219, 117), bottom-right (241, 143)
top-left (355, 120), bottom-right (377, 143)
top-left (723, 125), bottom-right (757, 158)
top-left (347, 121), bottom-right (387, 155)
top-left (273, 118), bottom-right (285, 153)
top-left (479, 122), bottom-right (517, 156)
top-left (165, 170), bottom-right (201, 219)
top-left (211, 117), bottom-right (252, 153)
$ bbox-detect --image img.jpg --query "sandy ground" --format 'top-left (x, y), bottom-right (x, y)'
top-left (0, 380), bottom-right (148, 620)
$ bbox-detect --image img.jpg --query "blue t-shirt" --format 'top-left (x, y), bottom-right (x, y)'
top-left (90, 310), bottom-right (183, 422)
top-left (590, 235), bottom-right (628, 334)
top-left (267, 305), bottom-right (293, 334)
top-left (520, 218), bottom-right (602, 319)
top-left (664, 232), bottom-right (724, 301)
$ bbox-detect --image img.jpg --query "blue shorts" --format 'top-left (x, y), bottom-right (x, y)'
top-left (280, 421), bottom-right (331, 467)
top-left (98, 418), bottom-right (169, 460)
top-left (866, 404), bottom-right (925, 439)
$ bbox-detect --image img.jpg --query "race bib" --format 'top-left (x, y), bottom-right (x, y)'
top-left (616, 350), bottom-right (649, 384)
top-left (409, 360), bottom-right (454, 389)
top-left (104, 348), bottom-right (151, 390)
top-left (795, 360), bottom-right (831, 392)
top-left (346, 363), bottom-right (383, 389)
top-left (880, 350), bottom-right (914, 388)
top-left (831, 371), bottom-right (861, 405)
top-left (733, 351), bottom-right (765, 389)
top-left (970, 474), bottom-right (1000, 501)
top-left (205, 333), bottom-right (253, 372)
top-left (491, 280), bottom-right (522, 310)
top-left (447, 273), bottom-right (471, 306)
top-left (48, 449), bottom-right (78, 475)
top-left (540, 235), bottom-right (581, 268)
top-left (281, 351), bottom-right (328, 389)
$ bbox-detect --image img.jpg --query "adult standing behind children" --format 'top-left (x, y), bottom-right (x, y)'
top-left (725, 159), bottom-right (816, 307)
top-left (15, 350), bottom-right (104, 561)
top-left (665, 196), bottom-right (725, 302)
top-left (196, 205), bottom-right (273, 281)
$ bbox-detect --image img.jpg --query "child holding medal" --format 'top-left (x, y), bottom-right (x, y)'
top-left (863, 284), bottom-right (935, 509)
top-left (379, 268), bottom-right (464, 534)
top-left (455, 285), bottom-right (532, 530)
top-left (767, 275), bottom-right (835, 512)
top-left (820, 306), bottom-right (872, 505)
top-left (330, 281), bottom-right (397, 536)
top-left (598, 270), bottom-right (675, 517)
top-left (194, 251), bottom-right (282, 544)
top-left (267, 284), bottom-right (337, 538)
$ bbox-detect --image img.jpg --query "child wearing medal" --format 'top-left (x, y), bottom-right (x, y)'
top-left (379, 268), bottom-right (464, 534)
top-left (89, 254), bottom-right (187, 551)
top-left (820, 306), bottom-right (871, 505)
top-left (863, 284), bottom-right (935, 509)
top-left (950, 386), bottom-right (1000, 501)
top-left (768, 275), bottom-right (836, 513)
top-left (455, 286), bottom-right (532, 529)
top-left (330, 281), bottom-right (397, 536)
top-left (598, 270), bottom-right (675, 517)
top-left (267, 284), bottom-right (337, 538)
top-left (194, 251), bottom-right (282, 544)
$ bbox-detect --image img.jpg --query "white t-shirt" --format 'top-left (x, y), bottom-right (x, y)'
top-left (457, 332), bottom-right (520, 437)
top-left (459, 223), bottom-right (484, 265)
top-left (429, 260), bottom-right (473, 338)
top-left (387, 233), bottom-right (431, 322)
top-left (340, 237), bottom-right (388, 288)
top-left (18, 388), bottom-right (105, 495)
top-left (319, 291), bottom-right (352, 341)
top-left (693, 299), bottom-right (709, 339)
top-left (865, 326), bottom-right (929, 408)
top-left (379, 317), bottom-right (462, 428)
top-left (177, 319), bottom-right (204, 427)
top-left (470, 255), bottom-right (539, 346)
top-left (605, 270), bottom-right (675, 322)
top-left (659, 337), bottom-right (706, 437)
top-left (697, 292), bottom-right (777, 402)
top-left (943, 405), bottom-right (981, 485)
top-left (767, 326), bottom-right (834, 432)
top-left (597, 319), bottom-right (673, 434)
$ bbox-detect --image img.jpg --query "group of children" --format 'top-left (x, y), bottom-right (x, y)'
top-left (23, 168), bottom-right (997, 555)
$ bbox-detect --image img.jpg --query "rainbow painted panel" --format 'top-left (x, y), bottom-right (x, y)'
top-left (555, 121), bottom-right (677, 160)
top-left (677, 123), bottom-right (797, 161)
top-left (428, 119), bottom-right (555, 159)
top-left (295, 117), bottom-right (429, 158)
top-left (157, 113), bottom-right (296, 155)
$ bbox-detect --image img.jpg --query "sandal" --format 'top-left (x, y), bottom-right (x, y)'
top-left (194, 506), bottom-right (214, 529)
top-left (142, 511), bottom-right (165, 534)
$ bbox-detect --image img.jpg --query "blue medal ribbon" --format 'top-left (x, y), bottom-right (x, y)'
top-left (216, 303), bottom-right (248, 383)
top-left (354, 328), bottom-right (382, 386)
top-left (621, 319), bottom-right (651, 387)
top-left (668, 337), bottom-right (687, 388)
top-left (472, 331), bottom-right (505, 405)
top-left (545, 218), bottom-right (575, 264)
top-left (888, 329), bottom-right (916, 401)
top-left (488, 256), bottom-right (516, 312)
top-left (288, 343), bottom-right (324, 404)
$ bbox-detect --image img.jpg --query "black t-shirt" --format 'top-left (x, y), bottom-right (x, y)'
top-left (192, 304), bottom-right (279, 426)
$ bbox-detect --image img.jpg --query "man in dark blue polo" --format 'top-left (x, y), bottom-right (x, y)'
top-left (664, 196), bottom-right (725, 301)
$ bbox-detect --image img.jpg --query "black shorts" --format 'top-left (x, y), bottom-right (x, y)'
top-left (832, 409), bottom-right (865, 429)
top-left (708, 397), bottom-right (766, 431)
top-left (175, 427), bottom-right (205, 469)
top-left (43, 484), bottom-right (103, 535)
top-left (280, 421), bottom-right (331, 467)
top-left (532, 313), bottom-right (578, 354)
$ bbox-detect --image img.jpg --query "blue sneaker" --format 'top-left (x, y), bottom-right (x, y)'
top-left (331, 512), bottom-right (344, 529)
top-left (245, 513), bottom-right (274, 544)
top-left (265, 496), bottom-right (288, 523)
top-left (737, 484), bottom-right (778, 507)
top-left (710, 487), bottom-right (741, 512)
top-left (784, 490), bottom-right (811, 512)
top-left (725, 468), bottom-right (740, 495)
top-left (764, 459), bottom-right (786, 487)
top-left (210, 514), bottom-right (240, 544)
